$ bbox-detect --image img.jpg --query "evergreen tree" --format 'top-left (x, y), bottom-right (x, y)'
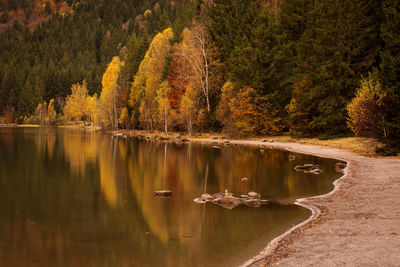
top-left (288, 0), bottom-right (382, 137)
top-left (379, 0), bottom-right (400, 151)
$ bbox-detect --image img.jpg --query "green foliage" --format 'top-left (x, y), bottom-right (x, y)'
top-left (287, 0), bottom-right (382, 137)
top-left (378, 0), bottom-right (400, 151)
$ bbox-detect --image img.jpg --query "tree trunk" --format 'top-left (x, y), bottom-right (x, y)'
top-left (164, 100), bottom-right (168, 135)
top-left (114, 98), bottom-right (118, 130)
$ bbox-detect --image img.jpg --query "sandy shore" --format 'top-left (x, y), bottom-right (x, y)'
top-left (194, 139), bottom-right (400, 266)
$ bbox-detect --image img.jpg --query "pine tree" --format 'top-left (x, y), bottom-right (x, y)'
top-left (288, 0), bottom-right (382, 137)
top-left (379, 0), bottom-right (400, 151)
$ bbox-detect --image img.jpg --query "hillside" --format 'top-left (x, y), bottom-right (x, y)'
top-left (0, 0), bottom-right (399, 153)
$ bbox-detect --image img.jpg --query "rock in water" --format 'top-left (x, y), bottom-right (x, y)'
top-left (335, 162), bottom-right (346, 172)
top-left (212, 192), bottom-right (224, 199)
top-left (154, 190), bottom-right (172, 196)
top-left (193, 198), bottom-right (206, 204)
top-left (212, 196), bottom-right (242, 205)
top-left (200, 193), bottom-right (214, 201)
top-left (243, 199), bottom-right (269, 207)
top-left (248, 191), bottom-right (261, 198)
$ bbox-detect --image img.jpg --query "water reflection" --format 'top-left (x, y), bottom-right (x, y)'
top-left (0, 128), bottom-right (342, 267)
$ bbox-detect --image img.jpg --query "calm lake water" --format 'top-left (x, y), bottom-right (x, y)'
top-left (0, 127), bottom-right (342, 267)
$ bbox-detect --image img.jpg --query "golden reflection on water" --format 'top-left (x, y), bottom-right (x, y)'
top-left (0, 127), bottom-right (342, 267)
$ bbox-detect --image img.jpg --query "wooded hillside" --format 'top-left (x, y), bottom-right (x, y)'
top-left (0, 0), bottom-right (399, 153)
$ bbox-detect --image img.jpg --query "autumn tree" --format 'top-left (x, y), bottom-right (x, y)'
top-left (129, 28), bottom-right (173, 131)
top-left (175, 23), bottom-right (215, 113)
top-left (63, 80), bottom-right (88, 121)
top-left (85, 93), bottom-right (99, 125)
top-left (217, 81), bottom-right (236, 133)
top-left (46, 98), bottom-right (57, 125)
top-left (347, 73), bottom-right (392, 148)
top-left (180, 86), bottom-right (198, 135)
top-left (100, 56), bottom-right (124, 129)
top-left (34, 101), bottom-right (47, 125)
top-left (118, 107), bottom-right (129, 129)
top-left (230, 87), bottom-right (260, 136)
top-left (156, 81), bottom-right (171, 135)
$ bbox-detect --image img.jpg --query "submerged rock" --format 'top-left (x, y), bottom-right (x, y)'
top-left (243, 199), bottom-right (269, 207)
top-left (295, 164), bottom-right (322, 174)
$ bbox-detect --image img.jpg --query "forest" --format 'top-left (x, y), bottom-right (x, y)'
top-left (0, 0), bottom-right (399, 153)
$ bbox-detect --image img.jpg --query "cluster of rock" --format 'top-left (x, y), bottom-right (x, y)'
top-left (294, 163), bottom-right (322, 174)
top-left (193, 190), bottom-right (269, 209)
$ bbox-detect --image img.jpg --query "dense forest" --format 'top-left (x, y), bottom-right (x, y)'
top-left (0, 0), bottom-right (399, 153)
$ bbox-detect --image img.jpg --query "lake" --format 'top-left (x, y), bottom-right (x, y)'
top-left (0, 127), bottom-right (342, 266)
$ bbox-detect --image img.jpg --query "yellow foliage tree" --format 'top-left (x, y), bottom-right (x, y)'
top-left (157, 81), bottom-right (171, 134)
top-left (180, 86), bottom-right (198, 135)
top-left (347, 73), bottom-right (390, 147)
top-left (217, 81), bottom-right (236, 133)
top-left (175, 22), bottom-right (218, 114)
top-left (129, 28), bottom-right (173, 130)
top-left (118, 107), bottom-right (129, 129)
top-left (63, 80), bottom-right (88, 121)
top-left (231, 87), bottom-right (260, 136)
top-left (35, 101), bottom-right (47, 124)
top-left (100, 56), bottom-right (124, 129)
top-left (85, 93), bottom-right (98, 125)
top-left (46, 98), bottom-right (57, 125)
